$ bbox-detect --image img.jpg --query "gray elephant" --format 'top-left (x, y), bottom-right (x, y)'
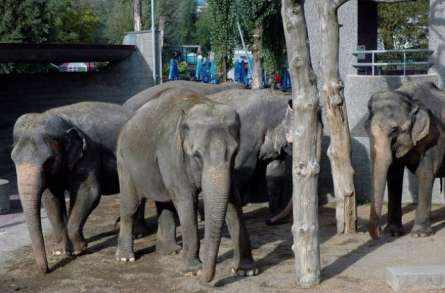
top-left (208, 89), bottom-right (293, 222)
top-left (123, 80), bottom-right (243, 113)
top-left (11, 102), bottom-right (131, 273)
top-left (366, 82), bottom-right (445, 239)
top-left (116, 88), bottom-right (257, 282)
top-left (126, 87), bottom-right (294, 224)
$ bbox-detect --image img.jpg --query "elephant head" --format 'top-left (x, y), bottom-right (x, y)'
top-left (179, 102), bottom-right (240, 282)
top-left (11, 113), bottom-right (88, 273)
top-left (366, 91), bottom-right (439, 239)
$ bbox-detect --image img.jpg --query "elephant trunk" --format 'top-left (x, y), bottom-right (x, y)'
top-left (16, 164), bottom-right (48, 273)
top-left (201, 164), bottom-right (230, 282)
top-left (369, 137), bottom-right (392, 239)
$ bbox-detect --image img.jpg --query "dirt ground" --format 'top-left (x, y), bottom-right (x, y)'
top-left (1, 196), bottom-right (445, 293)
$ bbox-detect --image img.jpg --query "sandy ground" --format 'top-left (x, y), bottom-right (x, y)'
top-left (1, 196), bottom-right (445, 293)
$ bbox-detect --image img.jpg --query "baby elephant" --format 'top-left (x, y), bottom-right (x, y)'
top-left (116, 89), bottom-right (257, 282)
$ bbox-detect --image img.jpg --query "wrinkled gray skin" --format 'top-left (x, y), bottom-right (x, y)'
top-left (11, 102), bottom-right (132, 273)
top-left (208, 89), bottom-right (293, 223)
top-left (127, 86), bottom-right (294, 224)
top-left (116, 89), bottom-right (257, 282)
top-left (123, 80), bottom-right (244, 113)
top-left (367, 82), bottom-right (445, 240)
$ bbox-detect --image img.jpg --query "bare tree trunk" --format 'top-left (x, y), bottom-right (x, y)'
top-left (317, 0), bottom-right (357, 234)
top-left (251, 23), bottom-right (263, 89)
top-left (281, 0), bottom-right (321, 288)
top-left (133, 0), bottom-right (142, 32)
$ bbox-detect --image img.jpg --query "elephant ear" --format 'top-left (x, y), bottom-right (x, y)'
top-left (64, 127), bottom-right (87, 170)
top-left (411, 106), bottom-right (431, 146)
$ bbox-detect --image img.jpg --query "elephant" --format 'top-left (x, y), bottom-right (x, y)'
top-left (123, 80), bottom-right (244, 113)
top-left (208, 89), bottom-right (293, 223)
top-left (366, 81), bottom-right (445, 240)
top-left (115, 88), bottom-right (257, 282)
top-left (11, 102), bottom-right (132, 273)
top-left (125, 86), bottom-right (294, 223)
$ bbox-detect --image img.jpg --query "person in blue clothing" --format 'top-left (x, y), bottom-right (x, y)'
top-left (168, 51), bottom-right (180, 81)
top-left (195, 48), bottom-right (203, 81)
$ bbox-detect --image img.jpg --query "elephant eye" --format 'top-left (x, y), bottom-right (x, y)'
top-left (389, 126), bottom-right (398, 135)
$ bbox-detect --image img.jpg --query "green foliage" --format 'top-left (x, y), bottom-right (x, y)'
top-left (378, 0), bottom-right (429, 49)
top-left (48, 0), bottom-right (101, 44)
top-left (177, 0), bottom-right (197, 45)
top-left (207, 0), bottom-right (236, 78)
top-left (238, 0), bottom-right (285, 74)
top-left (193, 6), bottom-right (212, 54)
top-left (0, 0), bottom-right (51, 43)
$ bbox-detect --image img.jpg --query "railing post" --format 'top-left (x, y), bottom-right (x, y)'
top-left (372, 51), bottom-right (375, 76)
top-left (403, 51), bottom-right (406, 76)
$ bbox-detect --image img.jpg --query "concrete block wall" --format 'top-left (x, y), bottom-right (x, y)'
top-left (429, 0), bottom-right (445, 88)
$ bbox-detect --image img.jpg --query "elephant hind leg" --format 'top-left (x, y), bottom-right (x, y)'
top-left (155, 201), bottom-right (181, 255)
top-left (116, 170), bottom-right (139, 262)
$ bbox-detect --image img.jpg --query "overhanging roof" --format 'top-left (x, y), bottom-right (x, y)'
top-left (0, 43), bottom-right (135, 63)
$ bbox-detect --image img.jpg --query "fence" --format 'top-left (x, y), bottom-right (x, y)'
top-left (353, 49), bottom-right (434, 76)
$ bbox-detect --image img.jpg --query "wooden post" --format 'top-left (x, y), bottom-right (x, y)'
top-left (317, 0), bottom-right (357, 234)
top-left (281, 0), bottom-right (322, 288)
top-left (133, 0), bottom-right (142, 32)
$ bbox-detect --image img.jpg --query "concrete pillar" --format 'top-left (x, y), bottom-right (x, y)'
top-left (0, 179), bottom-right (10, 214)
top-left (429, 0), bottom-right (445, 88)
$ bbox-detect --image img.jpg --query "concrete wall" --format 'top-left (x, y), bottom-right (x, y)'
top-left (429, 0), bottom-right (445, 88)
top-left (0, 31), bottom-right (160, 210)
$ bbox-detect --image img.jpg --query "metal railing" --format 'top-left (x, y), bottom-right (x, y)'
top-left (353, 49), bottom-right (434, 76)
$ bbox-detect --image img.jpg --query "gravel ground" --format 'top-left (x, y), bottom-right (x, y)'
top-left (1, 196), bottom-right (445, 293)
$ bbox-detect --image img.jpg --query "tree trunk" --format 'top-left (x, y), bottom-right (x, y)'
top-left (281, 0), bottom-right (321, 288)
top-left (251, 23), bottom-right (263, 89)
top-left (133, 0), bottom-right (142, 32)
top-left (317, 0), bottom-right (357, 234)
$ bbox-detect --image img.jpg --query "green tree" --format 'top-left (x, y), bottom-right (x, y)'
top-left (239, 0), bottom-right (284, 87)
top-left (378, 0), bottom-right (429, 49)
top-left (193, 6), bottom-right (212, 54)
top-left (0, 0), bottom-right (51, 43)
top-left (177, 0), bottom-right (197, 45)
top-left (207, 0), bottom-right (236, 80)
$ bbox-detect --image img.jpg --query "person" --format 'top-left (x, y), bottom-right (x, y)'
top-left (195, 48), bottom-right (203, 81)
top-left (168, 51), bottom-right (180, 81)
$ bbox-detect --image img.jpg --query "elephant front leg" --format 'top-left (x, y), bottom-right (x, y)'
top-left (43, 188), bottom-right (69, 256)
top-left (225, 197), bottom-right (258, 277)
top-left (412, 160), bottom-right (434, 237)
top-left (176, 198), bottom-right (202, 275)
top-left (385, 162), bottom-right (405, 237)
top-left (67, 176), bottom-right (101, 255)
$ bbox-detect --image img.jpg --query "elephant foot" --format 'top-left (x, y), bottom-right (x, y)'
top-left (411, 225), bottom-right (433, 238)
top-left (115, 247), bottom-right (135, 262)
top-left (384, 224), bottom-right (405, 237)
top-left (133, 219), bottom-right (152, 239)
top-left (50, 240), bottom-right (69, 257)
top-left (156, 239), bottom-right (181, 255)
top-left (368, 222), bottom-right (382, 240)
top-left (231, 258), bottom-right (259, 277)
top-left (182, 257), bottom-right (202, 276)
top-left (71, 239), bottom-right (87, 256)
